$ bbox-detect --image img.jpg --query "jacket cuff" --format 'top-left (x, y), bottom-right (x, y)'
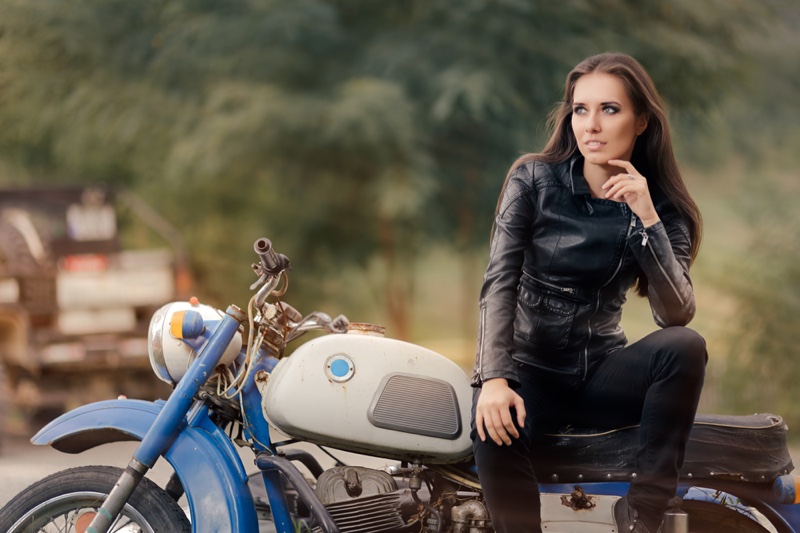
top-left (627, 219), bottom-right (665, 247)
top-left (470, 368), bottom-right (520, 389)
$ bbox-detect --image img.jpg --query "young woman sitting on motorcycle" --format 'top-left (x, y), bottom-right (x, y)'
top-left (471, 52), bottom-right (707, 533)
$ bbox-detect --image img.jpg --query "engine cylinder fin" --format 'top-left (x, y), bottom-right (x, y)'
top-left (325, 491), bottom-right (405, 533)
top-left (316, 466), bottom-right (398, 505)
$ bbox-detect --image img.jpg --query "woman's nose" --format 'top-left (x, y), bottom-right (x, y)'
top-left (585, 112), bottom-right (600, 132)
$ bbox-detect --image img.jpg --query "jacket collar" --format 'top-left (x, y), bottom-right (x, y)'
top-left (568, 154), bottom-right (591, 196)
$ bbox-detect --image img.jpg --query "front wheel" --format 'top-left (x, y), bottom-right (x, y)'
top-left (0, 465), bottom-right (191, 533)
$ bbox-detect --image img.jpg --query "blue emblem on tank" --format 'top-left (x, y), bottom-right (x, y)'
top-left (325, 353), bottom-right (355, 383)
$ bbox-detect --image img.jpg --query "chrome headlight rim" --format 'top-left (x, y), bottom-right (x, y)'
top-left (148, 303), bottom-right (173, 384)
top-left (147, 301), bottom-right (243, 385)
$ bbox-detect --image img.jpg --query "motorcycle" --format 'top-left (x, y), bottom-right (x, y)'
top-left (1, 236), bottom-right (799, 533)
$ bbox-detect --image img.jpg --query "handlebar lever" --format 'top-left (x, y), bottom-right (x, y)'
top-left (249, 271), bottom-right (268, 291)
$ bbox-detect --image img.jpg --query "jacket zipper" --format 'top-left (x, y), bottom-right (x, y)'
top-left (640, 229), bottom-right (686, 307)
top-left (583, 211), bottom-right (636, 381)
top-left (477, 305), bottom-right (487, 381)
top-left (523, 271), bottom-right (577, 296)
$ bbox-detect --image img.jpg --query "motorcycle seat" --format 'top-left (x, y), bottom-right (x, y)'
top-left (526, 413), bottom-right (793, 483)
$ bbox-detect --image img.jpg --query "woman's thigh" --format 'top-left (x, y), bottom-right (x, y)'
top-left (471, 363), bottom-right (576, 442)
top-left (568, 327), bottom-right (706, 428)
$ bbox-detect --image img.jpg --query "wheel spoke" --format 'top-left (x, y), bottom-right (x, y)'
top-left (0, 467), bottom-right (190, 533)
top-left (8, 496), bottom-right (150, 532)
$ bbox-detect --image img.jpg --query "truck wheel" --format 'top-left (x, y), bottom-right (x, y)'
top-left (0, 465), bottom-right (191, 533)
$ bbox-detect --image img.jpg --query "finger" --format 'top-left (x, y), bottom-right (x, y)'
top-left (485, 418), bottom-right (503, 446)
top-left (480, 407), bottom-right (499, 445)
top-left (609, 184), bottom-right (638, 200)
top-left (604, 182), bottom-right (632, 200)
top-left (607, 159), bottom-right (635, 173)
top-left (601, 172), bottom-right (634, 190)
top-left (476, 411), bottom-right (486, 442)
top-left (499, 407), bottom-right (520, 440)
top-left (514, 395), bottom-right (527, 428)
top-left (488, 410), bottom-right (511, 446)
top-left (605, 176), bottom-right (643, 198)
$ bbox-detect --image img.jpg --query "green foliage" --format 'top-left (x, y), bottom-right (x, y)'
top-left (718, 172), bottom-right (800, 430)
top-left (0, 0), bottom-right (796, 342)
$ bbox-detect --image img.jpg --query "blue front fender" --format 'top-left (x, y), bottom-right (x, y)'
top-left (32, 399), bottom-right (259, 533)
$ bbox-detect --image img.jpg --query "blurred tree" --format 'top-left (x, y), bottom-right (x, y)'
top-left (711, 1), bottom-right (800, 427)
top-left (718, 174), bottom-right (800, 429)
top-left (343, 0), bottom-right (776, 335)
top-left (0, 0), bottom-right (787, 339)
top-left (0, 0), bottom-right (433, 336)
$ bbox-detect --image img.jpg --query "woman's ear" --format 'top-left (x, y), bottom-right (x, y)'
top-left (636, 114), bottom-right (650, 136)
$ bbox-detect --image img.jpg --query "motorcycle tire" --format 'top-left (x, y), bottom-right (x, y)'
top-left (684, 499), bottom-right (770, 532)
top-left (0, 465), bottom-right (191, 533)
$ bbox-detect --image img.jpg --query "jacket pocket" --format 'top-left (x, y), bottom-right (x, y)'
top-left (513, 281), bottom-right (577, 350)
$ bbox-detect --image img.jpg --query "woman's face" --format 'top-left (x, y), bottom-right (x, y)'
top-left (570, 72), bottom-right (647, 167)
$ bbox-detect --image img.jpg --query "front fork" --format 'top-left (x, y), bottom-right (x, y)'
top-left (87, 305), bottom-right (247, 533)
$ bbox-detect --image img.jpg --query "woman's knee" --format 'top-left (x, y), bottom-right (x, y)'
top-left (662, 326), bottom-right (707, 376)
top-left (472, 432), bottom-right (533, 481)
top-left (668, 326), bottom-right (706, 354)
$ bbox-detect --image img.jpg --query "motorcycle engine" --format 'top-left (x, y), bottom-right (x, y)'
top-left (314, 466), bottom-right (493, 533)
top-left (315, 466), bottom-right (410, 533)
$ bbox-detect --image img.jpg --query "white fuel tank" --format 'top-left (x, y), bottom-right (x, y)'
top-left (262, 331), bottom-right (474, 464)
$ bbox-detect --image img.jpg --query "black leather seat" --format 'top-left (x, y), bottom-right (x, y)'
top-left (529, 413), bottom-right (792, 483)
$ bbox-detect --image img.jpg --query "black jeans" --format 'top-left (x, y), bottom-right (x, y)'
top-left (471, 327), bottom-right (707, 533)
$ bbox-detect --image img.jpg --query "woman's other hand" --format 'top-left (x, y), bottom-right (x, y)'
top-left (603, 159), bottom-right (660, 227)
top-left (475, 378), bottom-right (527, 446)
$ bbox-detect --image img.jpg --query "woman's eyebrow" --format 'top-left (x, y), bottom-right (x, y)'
top-left (572, 100), bottom-right (622, 106)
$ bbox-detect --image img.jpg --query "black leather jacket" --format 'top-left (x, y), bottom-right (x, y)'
top-left (472, 156), bottom-right (695, 388)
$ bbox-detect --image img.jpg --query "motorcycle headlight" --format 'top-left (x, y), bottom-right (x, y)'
top-left (148, 301), bottom-right (242, 385)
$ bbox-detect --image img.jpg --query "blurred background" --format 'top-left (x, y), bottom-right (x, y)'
top-left (0, 0), bottom-right (797, 438)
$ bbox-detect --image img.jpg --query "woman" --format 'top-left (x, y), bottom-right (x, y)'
top-left (471, 52), bottom-right (707, 533)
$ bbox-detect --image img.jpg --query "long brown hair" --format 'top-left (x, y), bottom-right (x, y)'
top-left (500, 52), bottom-right (702, 297)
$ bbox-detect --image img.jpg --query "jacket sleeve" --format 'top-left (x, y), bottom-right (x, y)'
top-left (471, 167), bottom-right (536, 388)
top-left (627, 217), bottom-right (695, 327)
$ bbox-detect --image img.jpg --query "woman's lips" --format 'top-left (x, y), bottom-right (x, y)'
top-left (585, 140), bottom-right (606, 151)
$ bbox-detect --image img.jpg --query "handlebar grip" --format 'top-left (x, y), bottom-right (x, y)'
top-left (254, 238), bottom-right (284, 273)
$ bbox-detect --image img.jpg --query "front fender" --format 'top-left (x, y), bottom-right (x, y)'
top-left (32, 399), bottom-right (259, 533)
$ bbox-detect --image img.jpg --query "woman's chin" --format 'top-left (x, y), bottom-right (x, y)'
top-left (581, 151), bottom-right (628, 167)
top-left (580, 152), bottom-right (609, 165)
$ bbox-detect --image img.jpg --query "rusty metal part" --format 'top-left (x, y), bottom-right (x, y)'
top-left (346, 323), bottom-right (386, 337)
top-left (452, 500), bottom-right (490, 533)
top-left (559, 486), bottom-right (596, 510)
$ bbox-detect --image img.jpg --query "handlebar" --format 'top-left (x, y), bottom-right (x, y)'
top-left (285, 311), bottom-right (350, 342)
top-left (248, 237), bottom-right (351, 349)
top-left (254, 238), bottom-right (289, 275)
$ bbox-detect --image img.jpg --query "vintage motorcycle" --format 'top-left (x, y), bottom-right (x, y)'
top-left (1, 237), bottom-right (799, 533)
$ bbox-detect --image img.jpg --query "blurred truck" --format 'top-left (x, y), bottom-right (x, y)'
top-left (0, 186), bottom-right (190, 450)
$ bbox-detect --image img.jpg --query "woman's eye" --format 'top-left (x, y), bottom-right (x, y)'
top-left (573, 106), bottom-right (587, 115)
top-left (603, 106), bottom-right (620, 114)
